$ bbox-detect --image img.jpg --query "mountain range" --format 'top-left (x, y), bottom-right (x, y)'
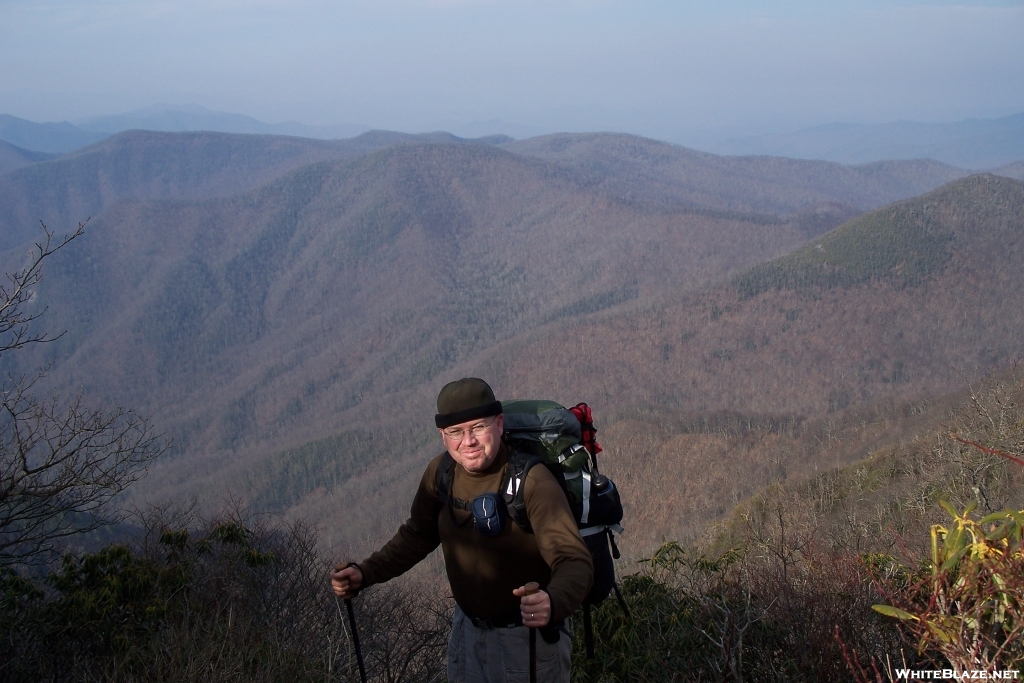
top-left (1, 128), bottom-right (1022, 557)
top-left (710, 112), bottom-right (1024, 169)
top-left (76, 103), bottom-right (371, 140)
top-left (3, 105), bottom-right (1023, 171)
top-left (0, 105), bottom-right (370, 154)
top-left (0, 139), bottom-right (57, 174)
top-left (0, 114), bottom-right (107, 155)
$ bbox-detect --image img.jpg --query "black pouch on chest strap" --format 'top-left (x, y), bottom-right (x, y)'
top-left (471, 492), bottom-right (506, 536)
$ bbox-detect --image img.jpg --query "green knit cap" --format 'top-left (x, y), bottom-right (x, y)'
top-left (435, 378), bottom-right (503, 429)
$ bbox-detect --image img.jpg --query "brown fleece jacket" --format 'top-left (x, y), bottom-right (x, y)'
top-left (359, 445), bottom-right (593, 623)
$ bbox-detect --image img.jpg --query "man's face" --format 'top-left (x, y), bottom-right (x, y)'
top-left (440, 414), bottom-right (504, 473)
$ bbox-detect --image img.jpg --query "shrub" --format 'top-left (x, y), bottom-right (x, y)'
top-left (870, 501), bottom-right (1024, 673)
top-left (0, 506), bottom-right (449, 683)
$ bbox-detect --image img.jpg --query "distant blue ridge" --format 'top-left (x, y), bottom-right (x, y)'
top-left (709, 112), bottom-right (1024, 170)
top-left (0, 114), bottom-right (109, 154)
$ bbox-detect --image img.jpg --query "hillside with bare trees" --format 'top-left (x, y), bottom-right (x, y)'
top-left (1, 130), bottom-right (1021, 560)
top-left (249, 174), bottom-right (1024, 556)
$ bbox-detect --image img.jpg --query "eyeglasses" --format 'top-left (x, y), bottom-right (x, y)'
top-left (442, 416), bottom-right (498, 442)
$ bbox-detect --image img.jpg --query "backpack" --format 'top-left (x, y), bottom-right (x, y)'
top-left (434, 400), bottom-right (628, 657)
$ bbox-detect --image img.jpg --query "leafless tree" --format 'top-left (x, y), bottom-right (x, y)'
top-left (0, 221), bottom-right (164, 566)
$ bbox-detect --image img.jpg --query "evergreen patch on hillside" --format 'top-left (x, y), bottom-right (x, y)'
top-left (244, 427), bottom-right (434, 513)
top-left (735, 196), bottom-right (956, 298)
top-left (735, 174), bottom-right (1024, 299)
top-left (545, 286), bottom-right (639, 322)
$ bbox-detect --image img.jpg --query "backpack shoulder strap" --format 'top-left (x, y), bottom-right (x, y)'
top-left (504, 450), bottom-right (556, 533)
top-left (434, 452), bottom-right (471, 511)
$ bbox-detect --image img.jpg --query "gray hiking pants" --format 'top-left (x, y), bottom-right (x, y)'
top-left (446, 606), bottom-right (571, 683)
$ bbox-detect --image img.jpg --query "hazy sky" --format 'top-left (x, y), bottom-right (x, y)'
top-left (2, 0), bottom-right (1023, 143)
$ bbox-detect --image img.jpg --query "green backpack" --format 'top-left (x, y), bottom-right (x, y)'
top-left (500, 400), bottom-right (621, 533)
top-left (501, 400), bottom-right (628, 658)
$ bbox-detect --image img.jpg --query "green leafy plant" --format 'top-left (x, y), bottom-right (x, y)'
top-left (869, 431), bottom-right (1024, 673)
top-left (871, 500), bottom-right (1024, 672)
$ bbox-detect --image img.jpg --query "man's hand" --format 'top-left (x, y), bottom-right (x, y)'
top-left (513, 584), bottom-right (551, 628)
top-left (331, 563), bottom-right (363, 599)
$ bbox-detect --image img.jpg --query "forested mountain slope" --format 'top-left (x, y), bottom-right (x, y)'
top-left (503, 133), bottom-right (970, 213)
top-left (480, 175), bottom-right (1021, 421)
top-left (994, 160), bottom-right (1024, 181)
top-left (232, 173), bottom-right (1024, 555)
top-left (3, 129), bottom-right (974, 251)
top-left (16, 142), bottom-right (824, 458)
top-left (459, 174), bottom-right (1024, 551)
top-left (0, 131), bottom-right (352, 249)
top-left (0, 130), bottom-right (1012, 556)
top-left (0, 129), bottom-right (519, 250)
top-left (142, 175), bottom-right (1024, 557)
top-left (0, 113), bottom-right (107, 154)
top-left (0, 140), bottom-right (56, 174)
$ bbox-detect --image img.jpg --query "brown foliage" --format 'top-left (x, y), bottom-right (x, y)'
top-left (1, 502), bottom-right (452, 683)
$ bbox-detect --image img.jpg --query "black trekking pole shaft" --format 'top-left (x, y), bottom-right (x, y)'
top-left (529, 627), bottom-right (537, 683)
top-left (345, 598), bottom-right (368, 683)
top-left (523, 581), bottom-right (540, 683)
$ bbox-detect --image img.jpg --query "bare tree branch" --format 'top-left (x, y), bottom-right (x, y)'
top-left (0, 221), bottom-right (86, 358)
top-left (0, 220), bottom-right (164, 566)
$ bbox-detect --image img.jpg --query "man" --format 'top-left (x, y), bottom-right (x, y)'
top-left (331, 377), bottom-right (593, 682)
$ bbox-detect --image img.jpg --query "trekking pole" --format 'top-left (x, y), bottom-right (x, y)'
top-left (344, 597), bottom-right (368, 683)
top-left (523, 581), bottom-right (540, 683)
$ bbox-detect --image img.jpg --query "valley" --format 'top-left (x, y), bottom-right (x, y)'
top-left (0, 129), bottom-right (1021, 561)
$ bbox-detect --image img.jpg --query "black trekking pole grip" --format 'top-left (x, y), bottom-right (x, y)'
top-left (345, 598), bottom-right (367, 683)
